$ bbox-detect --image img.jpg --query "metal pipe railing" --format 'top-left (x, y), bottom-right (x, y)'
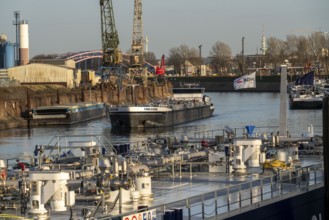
top-left (99, 164), bottom-right (324, 220)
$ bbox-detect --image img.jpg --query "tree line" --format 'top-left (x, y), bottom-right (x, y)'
top-left (143, 31), bottom-right (329, 75)
top-left (31, 32), bottom-right (329, 76)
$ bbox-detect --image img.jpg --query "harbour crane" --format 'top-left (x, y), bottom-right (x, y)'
top-left (128, 0), bottom-right (148, 81)
top-left (99, 0), bottom-right (122, 70)
top-left (130, 0), bottom-right (143, 67)
top-left (100, 0), bottom-right (146, 83)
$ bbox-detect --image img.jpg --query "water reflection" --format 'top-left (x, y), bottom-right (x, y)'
top-left (0, 92), bottom-right (322, 155)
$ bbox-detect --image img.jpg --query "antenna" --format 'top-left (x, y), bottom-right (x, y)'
top-left (13, 11), bottom-right (20, 66)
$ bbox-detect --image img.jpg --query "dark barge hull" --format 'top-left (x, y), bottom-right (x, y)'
top-left (289, 98), bottom-right (323, 109)
top-left (224, 186), bottom-right (325, 220)
top-left (30, 108), bottom-right (106, 126)
top-left (110, 105), bottom-right (214, 128)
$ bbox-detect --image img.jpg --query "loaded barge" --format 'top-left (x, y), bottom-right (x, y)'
top-left (0, 124), bottom-right (324, 220)
top-left (30, 102), bottom-right (106, 125)
top-left (109, 86), bottom-right (214, 128)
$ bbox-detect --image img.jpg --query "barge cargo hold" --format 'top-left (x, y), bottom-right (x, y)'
top-left (109, 87), bottom-right (214, 128)
top-left (30, 102), bottom-right (106, 125)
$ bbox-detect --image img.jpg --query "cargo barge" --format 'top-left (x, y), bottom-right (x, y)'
top-left (0, 68), bottom-right (326, 220)
top-left (109, 87), bottom-right (214, 128)
top-left (30, 102), bottom-right (106, 125)
top-left (0, 130), bottom-right (324, 220)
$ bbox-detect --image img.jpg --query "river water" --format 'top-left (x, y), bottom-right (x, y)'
top-left (0, 92), bottom-right (323, 156)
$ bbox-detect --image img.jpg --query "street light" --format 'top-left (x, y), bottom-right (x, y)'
top-left (322, 48), bottom-right (329, 75)
top-left (199, 45), bottom-right (202, 76)
top-left (242, 37), bottom-right (245, 74)
top-left (89, 80), bottom-right (92, 102)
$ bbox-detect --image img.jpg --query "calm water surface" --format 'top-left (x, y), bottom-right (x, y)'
top-left (0, 92), bottom-right (322, 155)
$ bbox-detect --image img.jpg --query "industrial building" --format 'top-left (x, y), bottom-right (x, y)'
top-left (1, 12), bottom-right (91, 89)
top-left (8, 61), bottom-right (82, 89)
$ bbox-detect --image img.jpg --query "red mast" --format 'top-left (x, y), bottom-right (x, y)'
top-left (156, 54), bottom-right (165, 75)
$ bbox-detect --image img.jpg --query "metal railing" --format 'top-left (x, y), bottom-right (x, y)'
top-left (101, 164), bottom-right (324, 220)
top-left (192, 126), bottom-right (280, 139)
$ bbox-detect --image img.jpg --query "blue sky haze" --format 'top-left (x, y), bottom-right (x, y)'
top-left (1, 0), bottom-right (328, 59)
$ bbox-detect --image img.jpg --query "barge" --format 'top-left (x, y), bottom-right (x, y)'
top-left (109, 87), bottom-right (214, 128)
top-left (30, 102), bottom-right (106, 125)
top-left (288, 70), bottom-right (324, 109)
top-left (289, 85), bottom-right (324, 109)
top-left (0, 129), bottom-right (324, 220)
top-left (0, 67), bottom-right (325, 220)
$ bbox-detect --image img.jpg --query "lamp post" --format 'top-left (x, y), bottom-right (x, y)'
top-left (315, 60), bottom-right (320, 76)
top-left (321, 31), bottom-right (329, 76)
top-left (242, 37), bottom-right (245, 74)
top-left (322, 48), bottom-right (329, 75)
top-left (199, 45), bottom-right (202, 76)
top-left (89, 84), bottom-right (91, 102)
top-left (326, 48), bottom-right (329, 74)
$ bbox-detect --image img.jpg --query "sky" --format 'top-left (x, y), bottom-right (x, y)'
top-left (1, 0), bottom-right (328, 60)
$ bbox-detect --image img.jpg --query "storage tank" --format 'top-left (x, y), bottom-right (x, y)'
top-left (277, 150), bottom-right (287, 162)
top-left (28, 171), bottom-right (72, 214)
top-left (0, 41), bottom-right (15, 69)
top-left (0, 34), bottom-right (8, 42)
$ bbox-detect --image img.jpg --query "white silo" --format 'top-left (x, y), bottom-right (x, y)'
top-left (19, 20), bottom-right (29, 65)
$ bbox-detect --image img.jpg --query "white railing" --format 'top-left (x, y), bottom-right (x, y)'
top-left (100, 164), bottom-right (323, 220)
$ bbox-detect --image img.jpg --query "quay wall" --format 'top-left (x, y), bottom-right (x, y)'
top-left (167, 76), bottom-right (283, 92)
top-left (0, 82), bottom-right (172, 130)
top-left (0, 75), bottom-right (287, 129)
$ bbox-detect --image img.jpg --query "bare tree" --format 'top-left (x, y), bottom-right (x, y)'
top-left (321, 34), bottom-right (329, 73)
top-left (167, 47), bottom-right (183, 75)
top-left (167, 44), bottom-right (199, 75)
top-left (178, 45), bottom-right (199, 75)
top-left (209, 41), bottom-right (232, 74)
top-left (266, 37), bottom-right (286, 67)
top-left (296, 36), bottom-right (312, 66)
top-left (308, 32), bottom-right (327, 61)
top-left (31, 54), bottom-right (59, 60)
top-left (286, 35), bottom-right (299, 65)
top-left (225, 31), bottom-right (329, 72)
top-left (143, 51), bottom-right (157, 65)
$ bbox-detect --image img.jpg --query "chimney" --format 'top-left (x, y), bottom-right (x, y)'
top-left (19, 20), bottom-right (29, 65)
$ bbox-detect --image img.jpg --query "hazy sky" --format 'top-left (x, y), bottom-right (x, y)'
top-left (1, 0), bottom-right (328, 59)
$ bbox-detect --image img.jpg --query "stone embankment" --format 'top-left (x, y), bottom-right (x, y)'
top-left (0, 80), bottom-right (172, 130)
